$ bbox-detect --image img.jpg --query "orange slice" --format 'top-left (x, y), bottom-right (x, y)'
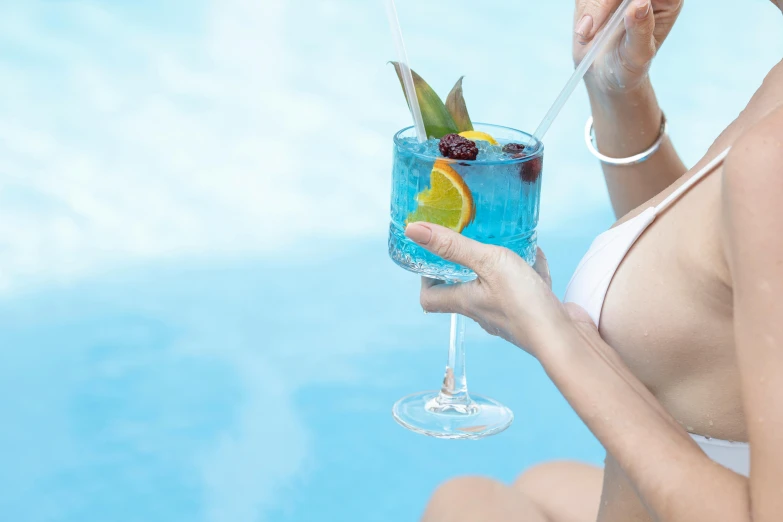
top-left (458, 130), bottom-right (498, 145)
top-left (406, 160), bottom-right (475, 232)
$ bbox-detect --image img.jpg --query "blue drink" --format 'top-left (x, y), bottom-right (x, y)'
top-left (387, 123), bottom-right (544, 439)
top-left (389, 123), bottom-right (543, 282)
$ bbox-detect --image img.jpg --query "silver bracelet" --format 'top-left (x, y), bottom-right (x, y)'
top-left (585, 113), bottom-right (668, 166)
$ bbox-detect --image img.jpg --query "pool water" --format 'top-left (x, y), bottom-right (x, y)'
top-left (1, 0), bottom-right (781, 520)
top-left (0, 233), bottom-right (603, 522)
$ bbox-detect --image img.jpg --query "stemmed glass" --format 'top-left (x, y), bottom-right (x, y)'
top-left (388, 123), bottom-right (544, 439)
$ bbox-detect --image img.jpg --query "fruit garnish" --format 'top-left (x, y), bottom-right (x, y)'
top-left (445, 77), bottom-right (473, 133)
top-left (502, 143), bottom-right (526, 155)
top-left (439, 134), bottom-right (479, 161)
top-left (520, 156), bottom-right (543, 183)
top-left (406, 160), bottom-right (475, 232)
top-left (503, 143), bottom-right (543, 183)
top-left (459, 130), bottom-right (498, 145)
top-left (391, 62), bottom-right (458, 139)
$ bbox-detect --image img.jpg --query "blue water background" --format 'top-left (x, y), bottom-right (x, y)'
top-left (0, 0), bottom-right (780, 520)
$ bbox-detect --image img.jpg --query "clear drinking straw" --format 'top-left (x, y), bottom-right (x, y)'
top-left (385, 0), bottom-right (427, 143)
top-left (529, 0), bottom-right (634, 148)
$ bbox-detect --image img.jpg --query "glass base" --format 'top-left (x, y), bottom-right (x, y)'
top-left (392, 391), bottom-right (513, 440)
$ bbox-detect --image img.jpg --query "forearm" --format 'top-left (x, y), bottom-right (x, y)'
top-left (532, 317), bottom-right (750, 521)
top-left (587, 77), bottom-right (686, 217)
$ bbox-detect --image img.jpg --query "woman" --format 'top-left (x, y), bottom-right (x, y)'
top-left (412, 0), bottom-right (783, 521)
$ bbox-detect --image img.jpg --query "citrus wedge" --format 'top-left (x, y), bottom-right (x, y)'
top-left (458, 130), bottom-right (498, 145)
top-left (406, 160), bottom-right (475, 232)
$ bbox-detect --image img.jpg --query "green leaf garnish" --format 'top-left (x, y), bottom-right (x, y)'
top-left (390, 62), bottom-right (458, 139)
top-left (445, 76), bottom-right (473, 133)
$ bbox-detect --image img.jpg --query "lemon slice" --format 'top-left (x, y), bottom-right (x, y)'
top-left (406, 160), bottom-right (475, 232)
top-left (458, 130), bottom-right (498, 145)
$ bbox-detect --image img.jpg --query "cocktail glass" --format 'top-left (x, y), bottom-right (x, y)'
top-left (389, 123), bottom-right (544, 439)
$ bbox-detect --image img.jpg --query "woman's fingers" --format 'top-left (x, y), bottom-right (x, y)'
top-left (575, 0), bottom-right (623, 43)
top-left (576, 0), bottom-right (681, 44)
top-left (650, 0), bottom-right (684, 48)
top-left (405, 222), bottom-right (498, 276)
top-left (420, 277), bottom-right (468, 314)
top-left (534, 248), bottom-right (552, 289)
top-left (620, 0), bottom-right (656, 72)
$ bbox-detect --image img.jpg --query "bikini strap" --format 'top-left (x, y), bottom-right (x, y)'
top-left (653, 147), bottom-right (732, 215)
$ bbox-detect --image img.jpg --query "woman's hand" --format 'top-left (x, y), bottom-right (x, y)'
top-left (405, 222), bottom-right (568, 356)
top-left (574, 0), bottom-right (683, 93)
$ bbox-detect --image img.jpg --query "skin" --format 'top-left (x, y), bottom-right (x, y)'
top-left (414, 1), bottom-right (783, 521)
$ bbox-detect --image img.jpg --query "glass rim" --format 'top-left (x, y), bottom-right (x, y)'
top-left (393, 122), bottom-right (544, 166)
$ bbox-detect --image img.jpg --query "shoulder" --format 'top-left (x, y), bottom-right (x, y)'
top-left (724, 106), bottom-right (783, 198)
top-left (722, 106), bottom-right (783, 269)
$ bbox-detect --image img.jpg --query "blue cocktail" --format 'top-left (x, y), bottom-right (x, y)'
top-left (390, 123), bottom-right (543, 281)
top-left (388, 123), bottom-right (544, 439)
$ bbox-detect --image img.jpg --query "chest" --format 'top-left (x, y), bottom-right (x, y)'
top-left (597, 173), bottom-right (745, 438)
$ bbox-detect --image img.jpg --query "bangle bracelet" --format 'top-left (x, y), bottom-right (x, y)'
top-left (585, 112), bottom-right (668, 166)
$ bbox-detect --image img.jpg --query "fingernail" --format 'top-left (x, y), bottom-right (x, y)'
top-left (575, 14), bottom-right (593, 39)
top-left (635, 0), bottom-right (650, 19)
top-left (406, 223), bottom-right (432, 245)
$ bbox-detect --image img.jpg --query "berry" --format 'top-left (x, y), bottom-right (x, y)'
top-left (502, 143), bottom-right (526, 155)
top-left (520, 156), bottom-right (543, 183)
top-left (503, 143), bottom-right (543, 183)
top-left (439, 134), bottom-right (479, 161)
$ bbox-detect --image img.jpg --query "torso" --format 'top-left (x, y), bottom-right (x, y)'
top-left (586, 60), bottom-right (783, 444)
top-left (599, 161), bottom-right (745, 441)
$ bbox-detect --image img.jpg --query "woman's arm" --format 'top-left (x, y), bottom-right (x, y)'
top-left (408, 116), bottom-right (783, 517)
top-left (534, 109), bottom-right (783, 522)
top-left (538, 307), bottom-right (751, 521)
top-left (574, 0), bottom-right (687, 217)
top-left (410, 218), bottom-right (752, 519)
top-left (722, 107), bottom-right (783, 521)
top-left (409, 224), bottom-right (750, 521)
top-left (594, 56), bottom-right (783, 218)
top-left (587, 79), bottom-right (686, 217)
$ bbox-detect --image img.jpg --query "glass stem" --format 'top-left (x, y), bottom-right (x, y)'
top-left (438, 313), bottom-right (471, 405)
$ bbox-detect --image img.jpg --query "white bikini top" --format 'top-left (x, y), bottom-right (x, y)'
top-left (564, 147), bottom-right (750, 477)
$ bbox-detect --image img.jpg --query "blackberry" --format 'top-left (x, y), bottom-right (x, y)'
top-left (503, 143), bottom-right (543, 183)
top-left (439, 134), bottom-right (479, 161)
top-left (520, 156), bottom-right (543, 183)
top-left (502, 143), bottom-right (526, 155)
